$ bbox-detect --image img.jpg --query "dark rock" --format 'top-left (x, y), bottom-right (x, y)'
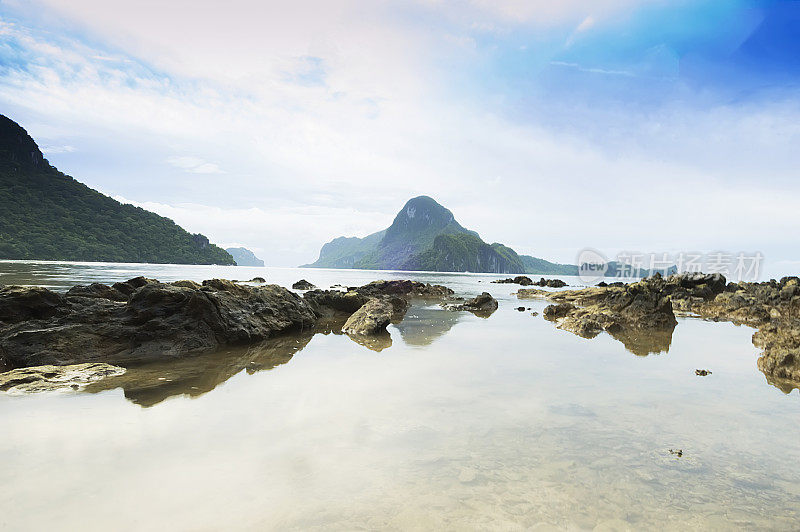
top-left (492, 276), bottom-right (533, 286)
top-left (0, 286), bottom-right (66, 323)
top-left (66, 283), bottom-right (128, 302)
top-left (597, 281), bottom-right (608, 287)
top-left (292, 279), bottom-right (316, 290)
top-left (0, 278), bottom-right (317, 369)
top-left (516, 306), bottom-right (526, 312)
top-left (248, 277), bottom-right (266, 283)
top-left (442, 292), bottom-right (498, 317)
top-left (172, 280), bottom-right (202, 289)
top-left (695, 369), bottom-right (712, 376)
top-left (111, 276), bottom-right (159, 297)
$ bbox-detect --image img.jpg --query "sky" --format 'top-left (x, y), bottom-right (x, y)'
top-left (0, 0), bottom-right (798, 277)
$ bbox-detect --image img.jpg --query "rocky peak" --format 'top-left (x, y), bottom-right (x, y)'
top-left (0, 115), bottom-right (46, 168)
top-left (384, 196), bottom-right (458, 240)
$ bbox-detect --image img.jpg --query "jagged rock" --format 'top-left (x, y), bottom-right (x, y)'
top-left (66, 283), bottom-right (128, 302)
top-left (354, 280), bottom-right (454, 298)
top-left (0, 286), bottom-right (66, 323)
top-left (172, 280), bottom-right (202, 289)
top-left (493, 276), bottom-right (533, 286)
top-left (0, 363), bottom-right (125, 393)
top-left (111, 276), bottom-right (159, 297)
top-left (0, 278), bottom-right (317, 369)
top-left (442, 292), bottom-right (498, 316)
top-left (292, 279), bottom-right (316, 290)
top-left (342, 298), bottom-right (394, 335)
top-left (303, 289), bottom-right (370, 315)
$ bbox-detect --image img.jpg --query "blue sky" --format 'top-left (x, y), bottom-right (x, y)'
top-left (0, 0), bottom-right (798, 276)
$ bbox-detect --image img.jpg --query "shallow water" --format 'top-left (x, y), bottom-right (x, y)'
top-left (1, 260), bottom-right (798, 530)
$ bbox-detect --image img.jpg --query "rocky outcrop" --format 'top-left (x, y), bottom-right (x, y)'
top-left (494, 277), bottom-right (567, 288)
top-left (0, 277), bottom-right (458, 374)
top-left (521, 274), bottom-right (678, 356)
top-left (522, 272), bottom-right (800, 387)
top-left (292, 279), bottom-right (316, 290)
top-left (492, 276), bottom-right (534, 286)
top-left (0, 279), bottom-right (317, 369)
top-left (442, 292), bottom-right (498, 317)
top-left (0, 363), bottom-right (125, 393)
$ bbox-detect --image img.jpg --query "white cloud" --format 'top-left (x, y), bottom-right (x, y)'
top-left (1, 0), bottom-right (798, 275)
top-left (167, 156), bottom-right (224, 175)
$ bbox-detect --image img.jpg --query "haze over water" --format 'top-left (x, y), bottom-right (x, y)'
top-left (1, 261), bottom-right (799, 530)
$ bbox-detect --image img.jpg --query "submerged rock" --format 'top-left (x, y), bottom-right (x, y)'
top-left (0, 363), bottom-right (125, 393)
top-left (292, 279), bottom-right (316, 290)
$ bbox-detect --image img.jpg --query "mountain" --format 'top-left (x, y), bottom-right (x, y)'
top-left (303, 196), bottom-right (526, 273)
top-left (519, 255), bottom-right (579, 276)
top-left (0, 115), bottom-right (234, 265)
top-left (226, 247), bottom-right (265, 267)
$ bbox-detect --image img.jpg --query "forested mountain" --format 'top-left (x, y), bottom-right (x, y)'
top-left (0, 115), bottom-right (234, 265)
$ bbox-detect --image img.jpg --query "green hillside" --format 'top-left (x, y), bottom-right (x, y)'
top-left (0, 115), bottom-right (234, 265)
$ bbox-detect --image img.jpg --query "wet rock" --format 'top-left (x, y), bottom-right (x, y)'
top-left (0, 278), bottom-right (317, 368)
top-left (442, 292), bottom-right (498, 317)
top-left (695, 369), bottom-right (712, 376)
top-left (492, 276), bottom-right (533, 286)
top-left (248, 277), bottom-right (266, 283)
top-left (355, 280), bottom-right (454, 298)
top-left (292, 279), bottom-right (316, 290)
top-left (536, 278), bottom-right (567, 288)
top-left (303, 289), bottom-right (370, 315)
top-left (0, 363), bottom-right (125, 393)
top-left (342, 298), bottom-right (394, 335)
top-left (171, 280), bottom-right (202, 289)
top-left (531, 311), bottom-right (539, 317)
top-left (0, 286), bottom-right (66, 323)
top-left (111, 276), bottom-right (159, 297)
top-left (66, 283), bottom-right (128, 302)
top-left (516, 306), bottom-right (526, 312)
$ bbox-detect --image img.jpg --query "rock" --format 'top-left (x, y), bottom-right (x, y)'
top-left (543, 303), bottom-right (575, 320)
top-left (247, 277), bottom-right (266, 283)
top-left (442, 292), bottom-right (498, 316)
top-left (695, 369), bottom-right (712, 376)
top-left (355, 280), bottom-right (454, 298)
top-left (342, 298), bottom-right (394, 335)
top-left (171, 280), bottom-right (202, 289)
top-left (531, 311), bottom-right (539, 317)
top-left (492, 276), bottom-right (533, 286)
top-left (0, 278), bottom-right (318, 368)
top-left (596, 281), bottom-right (608, 287)
top-left (536, 278), bottom-right (567, 288)
top-left (111, 276), bottom-right (159, 297)
top-left (0, 286), bottom-right (66, 323)
top-left (0, 363), bottom-right (125, 393)
top-left (66, 283), bottom-right (128, 301)
top-left (516, 306), bottom-right (526, 311)
top-left (0, 277), bottom-right (459, 371)
top-left (292, 279), bottom-right (316, 290)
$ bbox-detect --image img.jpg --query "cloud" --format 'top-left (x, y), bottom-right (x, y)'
top-left (0, 0), bottom-right (799, 277)
top-left (166, 156), bottom-right (224, 175)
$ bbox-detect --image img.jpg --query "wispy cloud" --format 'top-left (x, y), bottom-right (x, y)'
top-left (167, 156), bottom-right (224, 175)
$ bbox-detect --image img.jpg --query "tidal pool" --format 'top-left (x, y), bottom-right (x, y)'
top-left (1, 261), bottom-right (798, 530)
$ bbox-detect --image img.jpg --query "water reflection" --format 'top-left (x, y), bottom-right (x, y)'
top-left (85, 331), bottom-right (317, 407)
top-left (608, 326), bottom-right (675, 357)
top-left (83, 302), bottom-right (468, 407)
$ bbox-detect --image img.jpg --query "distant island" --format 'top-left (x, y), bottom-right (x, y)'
top-left (226, 247), bottom-right (265, 267)
top-left (302, 196), bottom-right (577, 275)
top-left (0, 115), bottom-right (234, 265)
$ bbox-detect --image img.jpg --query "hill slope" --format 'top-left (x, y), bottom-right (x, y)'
top-left (0, 115), bottom-right (234, 264)
top-left (226, 247), bottom-right (265, 267)
top-left (303, 196), bottom-right (526, 273)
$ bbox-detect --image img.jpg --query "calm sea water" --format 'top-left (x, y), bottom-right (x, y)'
top-left (1, 260), bottom-right (798, 531)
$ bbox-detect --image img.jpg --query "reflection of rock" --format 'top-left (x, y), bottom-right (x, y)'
top-left (292, 279), bottom-right (316, 290)
top-left (346, 330), bottom-right (393, 352)
top-left (394, 303), bottom-right (463, 346)
top-left (528, 275), bottom-right (678, 355)
top-left (0, 363), bottom-right (125, 393)
top-left (442, 292), bottom-right (498, 317)
top-left (86, 331), bottom-right (316, 407)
